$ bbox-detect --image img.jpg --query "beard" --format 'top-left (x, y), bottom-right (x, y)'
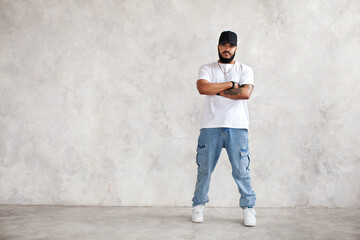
top-left (218, 49), bottom-right (236, 63)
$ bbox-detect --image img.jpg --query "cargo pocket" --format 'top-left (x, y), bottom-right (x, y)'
top-left (240, 149), bottom-right (251, 170)
top-left (240, 149), bottom-right (249, 157)
top-left (196, 146), bottom-right (206, 168)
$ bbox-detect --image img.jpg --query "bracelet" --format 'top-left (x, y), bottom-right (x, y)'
top-left (231, 81), bottom-right (236, 89)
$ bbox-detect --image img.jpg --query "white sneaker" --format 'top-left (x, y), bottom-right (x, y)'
top-left (243, 207), bottom-right (256, 227)
top-left (192, 205), bottom-right (205, 223)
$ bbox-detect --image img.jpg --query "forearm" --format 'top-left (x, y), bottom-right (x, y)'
top-left (197, 80), bottom-right (233, 95)
top-left (218, 84), bottom-right (254, 100)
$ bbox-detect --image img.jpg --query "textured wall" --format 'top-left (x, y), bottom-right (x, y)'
top-left (1, 0), bottom-right (359, 207)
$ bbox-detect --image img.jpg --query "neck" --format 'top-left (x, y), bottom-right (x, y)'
top-left (218, 60), bottom-right (235, 64)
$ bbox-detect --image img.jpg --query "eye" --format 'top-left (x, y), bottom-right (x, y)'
top-left (230, 44), bottom-right (235, 47)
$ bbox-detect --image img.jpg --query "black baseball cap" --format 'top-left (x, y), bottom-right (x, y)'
top-left (218, 31), bottom-right (237, 46)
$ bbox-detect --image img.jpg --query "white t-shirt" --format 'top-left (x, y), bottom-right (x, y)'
top-left (198, 61), bottom-right (254, 129)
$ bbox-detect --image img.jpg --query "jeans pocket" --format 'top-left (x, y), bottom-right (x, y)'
top-left (240, 150), bottom-right (251, 170)
top-left (240, 149), bottom-right (249, 157)
top-left (196, 146), bottom-right (206, 154)
top-left (196, 146), bottom-right (206, 167)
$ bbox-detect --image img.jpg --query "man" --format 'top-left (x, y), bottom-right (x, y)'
top-left (191, 31), bottom-right (257, 227)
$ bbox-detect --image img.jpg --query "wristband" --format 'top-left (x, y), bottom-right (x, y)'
top-left (231, 81), bottom-right (236, 89)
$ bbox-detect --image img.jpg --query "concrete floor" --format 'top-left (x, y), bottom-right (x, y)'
top-left (0, 205), bottom-right (359, 240)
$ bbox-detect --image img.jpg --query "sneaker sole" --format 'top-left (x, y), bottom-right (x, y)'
top-left (192, 218), bottom-right (204, 223)
top-left (244, 223), bottom-right (256, 227)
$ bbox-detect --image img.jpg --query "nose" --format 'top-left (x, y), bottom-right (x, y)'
top-left (224, 46), bottom-right (230, 51)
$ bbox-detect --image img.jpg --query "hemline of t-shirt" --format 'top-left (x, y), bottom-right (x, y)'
top-left (199, 125), bottom-right (249, 130)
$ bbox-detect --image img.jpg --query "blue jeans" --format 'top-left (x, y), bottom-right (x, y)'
top-left (192, 128), bottom-right (256, 208)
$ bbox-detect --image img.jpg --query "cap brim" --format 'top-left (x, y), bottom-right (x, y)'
top-left (219, 41), bottom-right (237, 46)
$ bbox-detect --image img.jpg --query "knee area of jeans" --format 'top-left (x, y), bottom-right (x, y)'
top-left (232, 169), bottom-right (250, 179)
top-left (198, 170), bottom-right (212, 178)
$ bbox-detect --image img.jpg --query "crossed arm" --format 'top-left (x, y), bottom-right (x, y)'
top-left (196, 79), bottom-right (254, 100)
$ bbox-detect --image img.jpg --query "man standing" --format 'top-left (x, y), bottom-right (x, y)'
top-left (191, 31), bottom-right (257, 227)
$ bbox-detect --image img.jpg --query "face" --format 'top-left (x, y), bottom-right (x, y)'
top-left (218, 42), bottom-right (237, 63)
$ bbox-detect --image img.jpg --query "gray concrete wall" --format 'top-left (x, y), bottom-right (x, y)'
top-left (1, 0), bottom-right (359, 207)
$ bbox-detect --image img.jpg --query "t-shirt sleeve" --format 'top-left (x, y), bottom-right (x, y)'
top-left (198, 64), bottom-right (210, 81)
top-left (240, 66), bottom-right (254, 86)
